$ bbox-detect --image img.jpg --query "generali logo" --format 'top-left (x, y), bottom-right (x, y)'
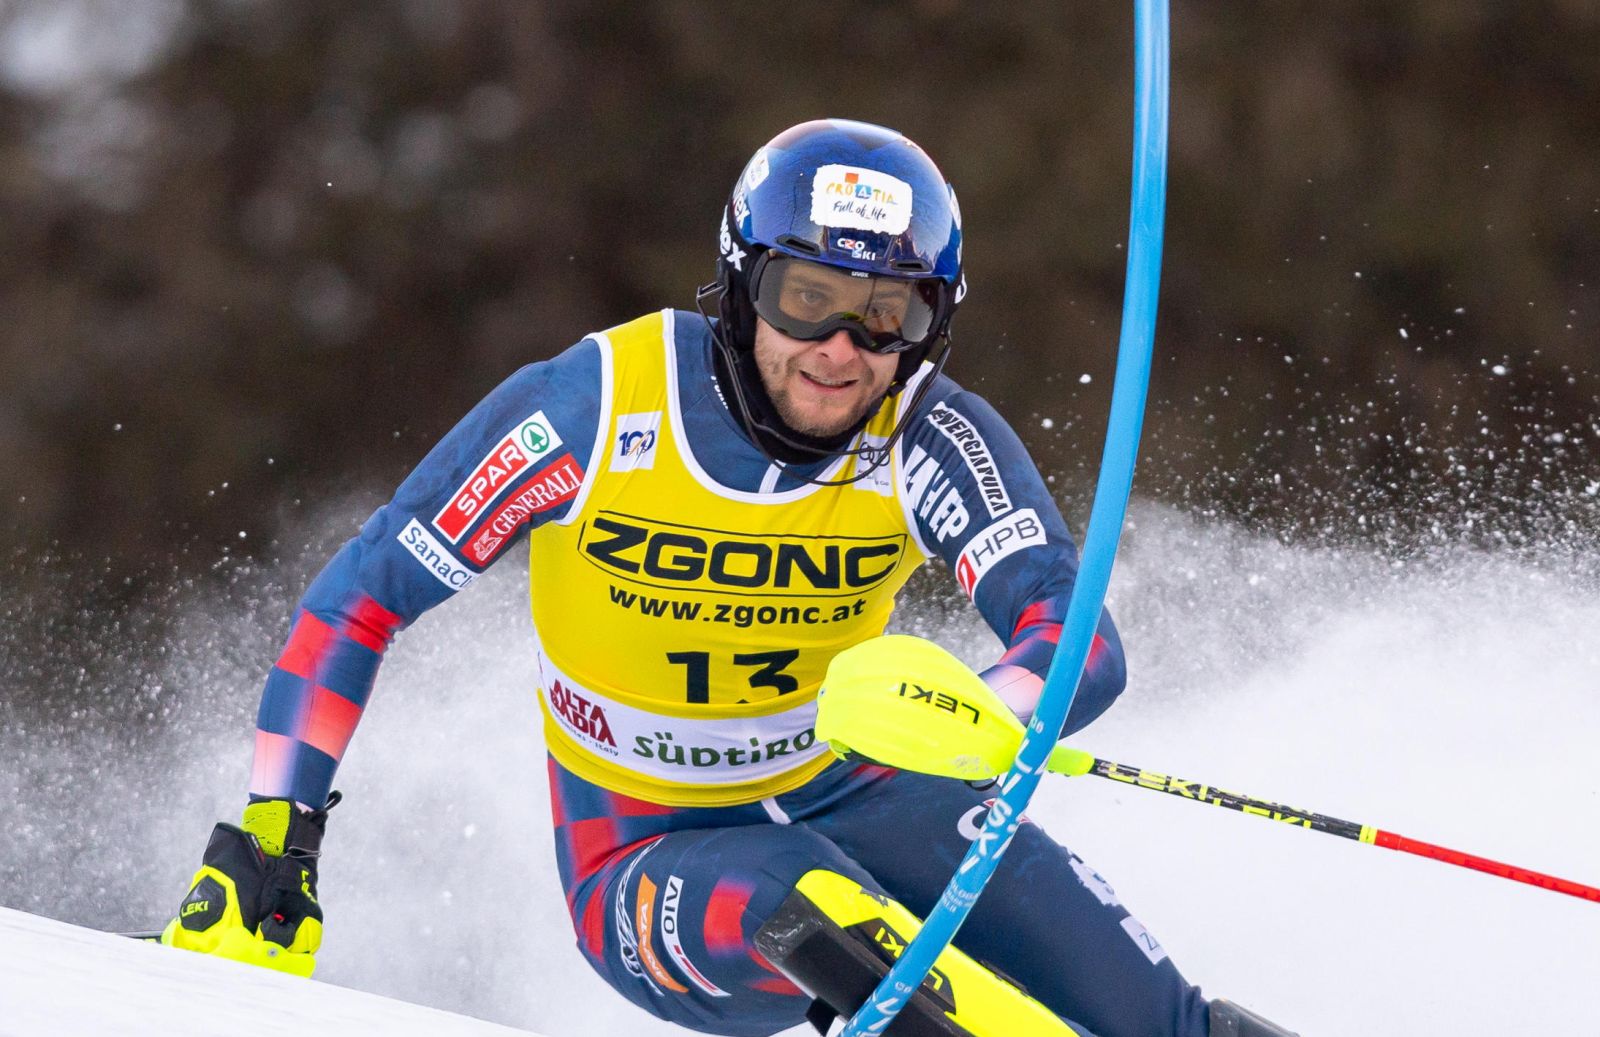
top-left (463, 454), bottom-right (584, 564)
top-left (434, 411), bottom-right (563, 542)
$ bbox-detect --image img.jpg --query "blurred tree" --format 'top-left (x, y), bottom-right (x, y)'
top-left (0, 0), bottom-right (1595, 594)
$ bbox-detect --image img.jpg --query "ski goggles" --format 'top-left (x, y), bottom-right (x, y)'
top-left (749, 252), bottom-right (950, 355)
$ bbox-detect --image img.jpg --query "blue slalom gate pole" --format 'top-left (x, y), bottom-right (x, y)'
top-left (839, 3), bottom-right (1170, 1033)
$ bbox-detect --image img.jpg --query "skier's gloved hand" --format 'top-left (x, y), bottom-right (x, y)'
top-left (161, 791), bottom-right (340, 977)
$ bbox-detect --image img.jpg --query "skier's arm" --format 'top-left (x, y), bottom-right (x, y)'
top-left (901, 387), bottom-right (1126, 736)
top-left (251, 338), bottom-right (603, 808)
top-left (164, 339), bottom-right (604, 972)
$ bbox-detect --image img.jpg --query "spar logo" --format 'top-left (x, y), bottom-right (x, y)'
top-left (434, 411), bottom-right (564, 542)
top-left (579, 512), bottom-right (905, 596)
top-left (464, 454), bottom-right (584, 565)
top-left (548, 679), bottom-right (616, 750)
top-left (614, 848), bottom-right (653, 987)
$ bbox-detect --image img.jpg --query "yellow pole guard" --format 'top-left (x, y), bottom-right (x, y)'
top-left (818, 635), bottom-right (1030, 780)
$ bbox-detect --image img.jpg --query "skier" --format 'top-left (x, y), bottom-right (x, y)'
top-left (163, 119), bottom-right (1294, 1037)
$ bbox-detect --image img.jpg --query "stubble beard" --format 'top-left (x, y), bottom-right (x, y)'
top-left (763, 361), bottom-right (880, 439)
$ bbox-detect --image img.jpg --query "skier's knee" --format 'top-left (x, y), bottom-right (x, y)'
top-left (750, 825), bottom-right (872, 893)
top-left (755, 869), bottom-right (1090, 1036)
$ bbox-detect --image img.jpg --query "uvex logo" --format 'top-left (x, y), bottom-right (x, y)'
top-left (579, 512), bottom-right (904, 596)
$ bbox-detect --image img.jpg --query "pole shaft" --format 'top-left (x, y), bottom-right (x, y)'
top-left (1090, 759), bottom-right (1369, 841)
top-left (838, 3), bottom-right (1170, 1031)
top-left (1372, 830), bottom-right (1600, 903)
top-left (1079, 757), bottom-right (1600, 905)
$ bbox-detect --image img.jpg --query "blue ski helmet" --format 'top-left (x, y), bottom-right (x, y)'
top-left (699, 119), bottom-right (966, 478)
top-left (709, 118), bottom-right (965, 372)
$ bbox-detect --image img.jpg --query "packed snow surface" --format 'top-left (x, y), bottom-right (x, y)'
top-left (0, 908), bottom-right (538, 1036)
top-left (3, 500), bottom-right (1597, 1035)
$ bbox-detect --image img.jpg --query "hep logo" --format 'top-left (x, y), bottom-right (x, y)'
top-left (618, 429), bottom-right (656, 457)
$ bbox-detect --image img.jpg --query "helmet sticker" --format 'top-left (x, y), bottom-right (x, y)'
top-left (809, 164), bottom-right (913, 236)
top-left (743, 147), bottom-right (771, 191)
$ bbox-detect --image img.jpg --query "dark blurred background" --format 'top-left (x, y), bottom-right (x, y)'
top-left (2, 0), bottom-right (1598, 608)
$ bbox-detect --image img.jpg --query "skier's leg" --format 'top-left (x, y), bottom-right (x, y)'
top-left (755, 867), bottom-right (1098, 1037)
top-left (548, 757), bottom-right (1093, 1037)
top-left (785, 763), bottom-right (1214, 1037)
top-left (550, 756), bottom-right (874, 1036)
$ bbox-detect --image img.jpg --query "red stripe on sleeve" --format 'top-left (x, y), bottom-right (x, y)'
top-left (751, 975), bottom-right (804, 996)
top-left (1011, 600), bottom-right (1053, 638)
top-left (341, 595), bottom-right (403, 654)
top-left (276, 612), bottom-right (335, 682)
top-left (612, 791), bottom-right (680, 819)
top-left (547, 758), bottom-right (568, 828)
top-left (299, 685), bottom-right (364, 761)
top-left (1087, 633), bottom-right (1108, 665)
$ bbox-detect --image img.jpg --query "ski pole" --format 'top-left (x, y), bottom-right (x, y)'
top-left (836, 3), bottom-right (1170, 1030)
top-left (1045, 748), bottom-right (1600, 904)
top-left (816, 636), bottom-right (1600, 907)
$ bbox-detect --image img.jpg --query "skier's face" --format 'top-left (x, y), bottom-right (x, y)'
top-left (752, 318), bottom-right (900, 438)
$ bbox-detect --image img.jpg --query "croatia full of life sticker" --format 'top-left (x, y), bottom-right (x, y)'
top-left (809, 164), bottom-right (913, 236)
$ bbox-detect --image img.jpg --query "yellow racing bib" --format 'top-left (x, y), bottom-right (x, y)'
top-left (529, 311), bottom-right (929, 806)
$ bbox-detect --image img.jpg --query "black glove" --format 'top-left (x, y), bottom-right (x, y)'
top-left (161, 792), bottom-right (339, 976)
